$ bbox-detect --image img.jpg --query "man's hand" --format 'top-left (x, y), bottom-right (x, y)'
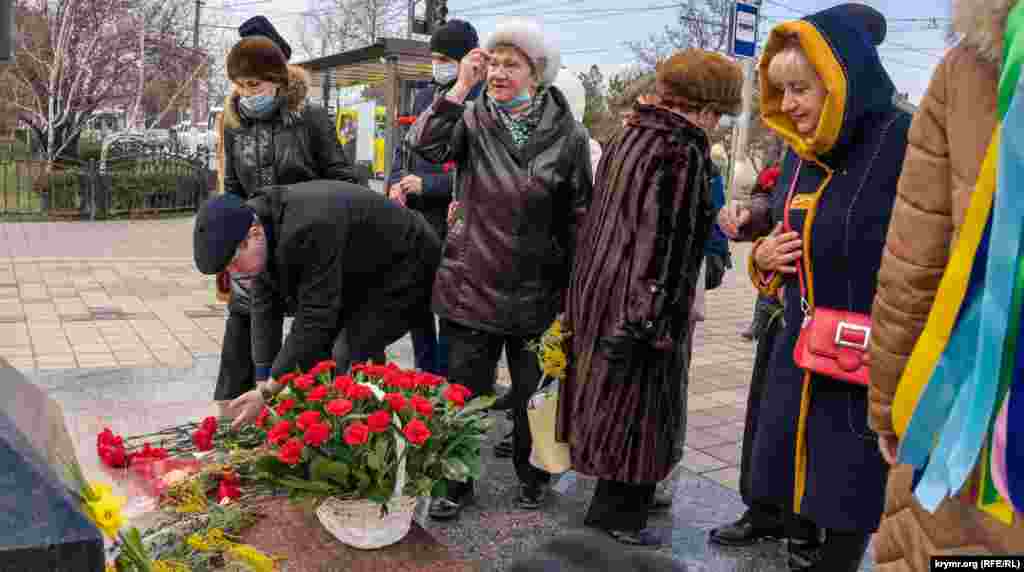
top-left (718, 200), bottom-right (751, 239)
top-left (399, 175), bottom-right (423, 195)
top-left (879, 434), bottom-right (899, 465)
top-left (388, 184), bottom-right (407, 206)
top-left (227, 389), bottom-right (265, 431)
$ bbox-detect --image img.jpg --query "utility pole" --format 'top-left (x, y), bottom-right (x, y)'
top-left (408, 0), bottom-right (415, 39)
top-left (191, 0), bottom-right (204, 129)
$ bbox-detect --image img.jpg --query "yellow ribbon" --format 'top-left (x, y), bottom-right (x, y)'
top-left (891, 129), bottom-right (1001, 436)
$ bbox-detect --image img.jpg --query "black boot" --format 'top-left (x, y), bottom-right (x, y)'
top-left (787, 530), bottom-right (868, 572)
top-left (708, 508), bottom-right (786, 546)
top-left (428, 481), bottom-right (474, 521)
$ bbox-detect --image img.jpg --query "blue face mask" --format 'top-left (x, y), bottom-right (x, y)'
top-left (495, 90), bottom-right (532, 110)
top-left (239, 94), bottom-right (278, 115)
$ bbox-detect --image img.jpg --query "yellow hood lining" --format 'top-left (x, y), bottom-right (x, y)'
top-left (759, 20), bottom-right (848, 160)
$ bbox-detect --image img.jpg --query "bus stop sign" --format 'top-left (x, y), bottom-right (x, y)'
top-left (732, 1), bottom-right (760, 59)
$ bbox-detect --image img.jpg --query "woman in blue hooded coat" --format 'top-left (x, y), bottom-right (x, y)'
top-left (740, 5), bottom-right (911, 570)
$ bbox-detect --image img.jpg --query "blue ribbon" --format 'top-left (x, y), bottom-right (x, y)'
top-left (945, 88), bottom-right (1024, 496)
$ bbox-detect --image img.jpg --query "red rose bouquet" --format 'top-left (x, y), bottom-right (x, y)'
top-left (254, 360), bottom-right (494, 505)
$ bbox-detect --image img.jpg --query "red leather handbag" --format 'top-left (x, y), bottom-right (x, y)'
top-left (784, 160), bottom-right (871, 387)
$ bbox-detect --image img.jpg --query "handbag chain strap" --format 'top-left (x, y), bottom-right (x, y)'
top-left (782, 111), bottom-right (902, 319)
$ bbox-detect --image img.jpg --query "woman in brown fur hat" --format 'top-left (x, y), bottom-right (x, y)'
top-left (215, 16), bottom-right (357, 419)
top-left (559, 47), bottom-right (741, 547)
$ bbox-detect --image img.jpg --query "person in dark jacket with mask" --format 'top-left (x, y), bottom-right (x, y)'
top-left (388, 19), bottom-right (484, 377)
top-left (214, 17), bottom-right (357, 416)
top-left (409, 17), bottom-right (593, 520)
top-left (193, 181), bottom-right (442, 430)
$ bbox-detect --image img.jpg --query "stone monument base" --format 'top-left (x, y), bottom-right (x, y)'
top-left (240, 497), bottom-right (477, 572)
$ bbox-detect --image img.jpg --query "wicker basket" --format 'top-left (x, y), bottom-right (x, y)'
top-left (316, 495), bottom-right (420, 549)
top-left (316, 380), bottom-right (418, 549)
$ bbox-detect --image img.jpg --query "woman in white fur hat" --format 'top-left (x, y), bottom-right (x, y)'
top-left (409, 17), bottom-right (594, 521)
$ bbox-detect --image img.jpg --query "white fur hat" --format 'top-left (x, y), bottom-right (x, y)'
top-left (553, 68), bottom-right (586, 122)
top-left (485, 18), bottom-right (562, 86)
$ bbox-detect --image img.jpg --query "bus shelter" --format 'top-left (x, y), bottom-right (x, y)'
top-left (300, 38), bottom-right (434, 184)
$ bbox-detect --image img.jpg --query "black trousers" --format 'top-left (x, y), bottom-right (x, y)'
top-left (585, 480), bottom-right (657, 532)
top-left (441, 319), bottom-right (551, 499)
top-left (215, 310), bottom-right (255, 401)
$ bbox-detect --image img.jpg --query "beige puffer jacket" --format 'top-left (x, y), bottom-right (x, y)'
top-left (869, 0), bottom-right (1024, 567)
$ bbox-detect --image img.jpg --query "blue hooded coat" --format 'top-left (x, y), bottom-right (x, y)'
top-left (747, 3), bottom-right (912, 533)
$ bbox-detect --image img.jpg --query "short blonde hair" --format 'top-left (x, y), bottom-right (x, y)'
top-left (767, 38), bottom-right (821, 88)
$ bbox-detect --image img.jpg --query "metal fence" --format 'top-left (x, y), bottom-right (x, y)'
top-left (0, 142), bottom-right (213, 219)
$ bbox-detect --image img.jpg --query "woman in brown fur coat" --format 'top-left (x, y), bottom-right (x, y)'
top-left (558, 48), bottom-right (742, 547)
top-left (869, 1), bottom-right (1024, 568)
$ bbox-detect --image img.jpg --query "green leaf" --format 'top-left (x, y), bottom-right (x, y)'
top-left (255, 454), bottom-right (296, 478)
top-left (310, 455), bottom-right (350, 485)
top-left (366, 450), bottom-right (381, 471)
top-left (456, 395), bottom-right (497, 418)
top-left (375, 434), bottom-right (390, 463)
top-left (276, 476), bottom-right (338, 493)
top-left (353, 469), bottom-right (371, 490)
top-left (465, 454), bottom-right (483, 480)
top-left (442, 458), bottom-right (471, 482)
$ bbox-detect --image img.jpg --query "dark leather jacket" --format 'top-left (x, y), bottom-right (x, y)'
top-left (409, 86), bottom-right (594, 336)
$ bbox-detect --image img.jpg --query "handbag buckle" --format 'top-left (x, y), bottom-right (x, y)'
top-left (835, 321), bottom-right (870, 350)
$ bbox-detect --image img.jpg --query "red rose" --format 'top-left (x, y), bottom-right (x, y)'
top-left (326, 398), bottom-right (354, 417)
top-left (310, 360), bottom-right (337, 377)
top-left (99, 444), bottom-right (127, 468)
top-left (296, 410), bottom-right (322, 431)
top-left (367, 410), bottom-right (392, 433)
top-left (303, 422), bottom-right (332, 447)
top-left (343, 422), bottom-right (370, 446)
top-left (278, 438), bottom-right (304, 465)
top-left (307, 385), bottom-right (329, 402)
top-left (192, 429), bottom-right (214, 452)
top-left (384, 393), bottom-right (407, 412)
top-left (200, 416), bottom-right (218, 435)
top-left (275, 399), bottom-right (297, 416)
top-left (346, 384), bottom-right (373, 401)
top-left (334, 375), bottom-right (354, 394)
top-left (415, 372), bottom-right (445, 388)
top-left (410, 395), bottom-right (434, 418)
top-left (129, 443), bottom-right (168, 464)
top-left (293, 375), bottom-right (315, 391)
top-left (267, 420), bottom-right (292, 445)
top-left (278, 372), bottom-right (298, 386)
top-left (217, 480), bottom-right (241, 502)
top-left (443, 384), bottom-right (472, 408)
top-left (403, 419), bottom-right (432, 446)
top-left (97, 428), bottom-right (123, 449)
top-left (384, 371), bottom-right (415, 390)
top-left (255, 407), bottom-right (271, 428)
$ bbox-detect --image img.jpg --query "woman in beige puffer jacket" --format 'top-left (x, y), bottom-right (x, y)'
top-left (869, 0), bottom-right (1024, 568)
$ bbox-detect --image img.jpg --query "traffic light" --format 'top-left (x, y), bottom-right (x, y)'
top-left (0, 0), bottom-right (12, 64)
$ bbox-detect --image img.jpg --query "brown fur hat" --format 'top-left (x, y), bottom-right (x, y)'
top-left (656, 48), bottom-right (743, 115)
top-left (227, 36), bottom-right (289, 85)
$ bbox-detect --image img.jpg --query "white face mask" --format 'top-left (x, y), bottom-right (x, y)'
top-left (433, 62), bottom-right (459, 85)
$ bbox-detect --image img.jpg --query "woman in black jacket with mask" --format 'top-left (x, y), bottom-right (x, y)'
top-left (215, 16), bottom-right (356, 415)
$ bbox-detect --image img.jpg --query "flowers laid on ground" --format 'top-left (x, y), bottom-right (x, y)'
top-left (255, 360), bottom-right (495, 505)
top-left (87, 419), bottom-right (277, 570)
top-left (528, 318), bottom-right (570, 381)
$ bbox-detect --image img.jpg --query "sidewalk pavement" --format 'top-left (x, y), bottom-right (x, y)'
top-left (0, 218), bottom-right (759, 493)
